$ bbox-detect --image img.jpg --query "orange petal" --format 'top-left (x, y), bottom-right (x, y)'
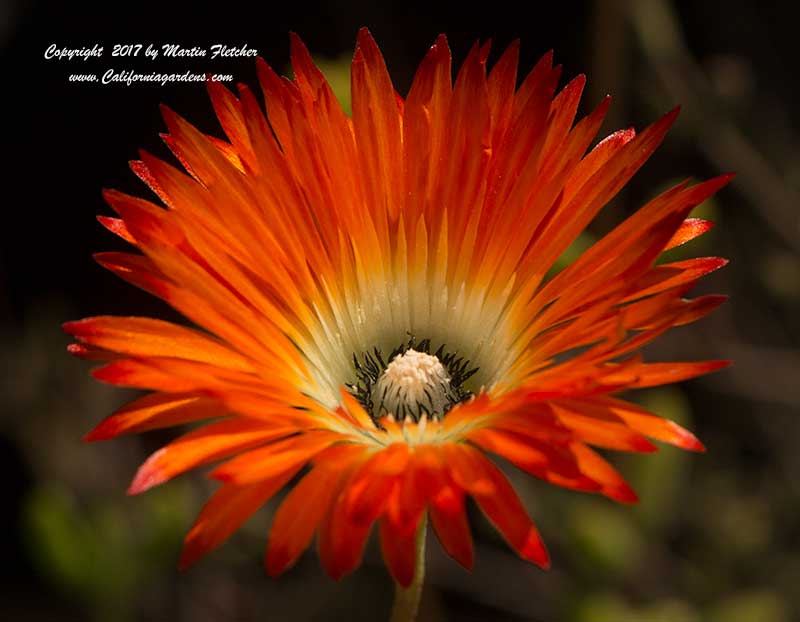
top-left (85, 392), bottom-right (224, 441)
top-left (664, 218), bottom-right (714, 250)
top-left (180, 470), bottom-right (299, 569)
top-left (343, 444), bottom-right (408, 524)
top-left (606, 360), bottom-right (731, 388)
top-left (210, 432), bottom-right (341, 485)
top-left (447, 444), bottom-right (549, 568)
top-left (584, 396), bottom-right (705, 451)
top-left (129, 419), bottom-right (294, 494)
top-left (352, 27), bottom-right (403, 223)
top-left (570, 442), bottom-right (638, 503)
top-left (97, 215), bottom-right (136, 244)
top-left (429, 499), bottom-right (473, 569)
top-left (550, 404), bottom-right (657, 453)
top-left (63, 316), bottom-right (254, 372)
top-left (317, 464), bottom-right (376, 580)
top-left (267, 465), bottom-right (344, 577)
top-left (380, 514), bottom-right (421, 588)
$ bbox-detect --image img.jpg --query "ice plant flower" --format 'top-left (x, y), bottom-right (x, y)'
top-left (65, 29), bottom-right (729, 615)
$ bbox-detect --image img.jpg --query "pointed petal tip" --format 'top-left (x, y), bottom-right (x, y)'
top-left (158, 104), bottom-right (178, 128)
top-left (83, 418), bottom-right (120, 442)
top-left (127, 475), bottom-right (156, 496)
top-left (127, 450), bottom-right (168, 495)
top-left (265, 547), bottom-right (291, 578)
top-left (677, 428), bottom-right (706, 452)
top-left (178, 544), bottom-right (201, 571)
top-left (355, 26), bottom-right (376, 51)
top-left (82, 427), bottom-right (106, 443)
top-left (612, 484), bottom-right (639, 504)
top-left (288, 32), bottom-right (313, 65)
top-left (592, 95), bottom-right (613, 118)
top-left (520, 529), bottom-right (550, 569)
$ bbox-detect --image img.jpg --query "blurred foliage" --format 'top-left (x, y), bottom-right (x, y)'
top-left (24, 482), bottom-right (192, 622)
top-left (3, 0), bottom-right (800, 620)
top-left (314, 54), bottom-right (353, 115)
top-left (572, 592), bottom-right (701, 622)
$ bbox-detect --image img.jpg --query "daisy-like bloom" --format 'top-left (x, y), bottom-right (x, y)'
top-left (65, 29), bottom-right (730, 592)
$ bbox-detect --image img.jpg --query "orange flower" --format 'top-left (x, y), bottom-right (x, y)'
top-left (65, 29), bottom-right (730, 588)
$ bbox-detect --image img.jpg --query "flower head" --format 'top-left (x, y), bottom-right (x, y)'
top-left (65, 29), bottom-right (729, 587)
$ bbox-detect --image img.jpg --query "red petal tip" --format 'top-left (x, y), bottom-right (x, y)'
top-left (178, 546), bottom-right (200, 571)
top-left (676, 428), bottom-right (706, 453)
top-left (610, 483), bottom-right (639, 504)
top-left (83, 419), bottom-right (119, 442)
top-left (62, 320), bottom-right (85, 335)
top-left (266, 548), bottom-right (290, 578)
top-left (520, 530), bottom-right (550, 569)
top-left (82, 428), bottom-right (105, 443)
top-left (710, 359), bottom-right (733, 371)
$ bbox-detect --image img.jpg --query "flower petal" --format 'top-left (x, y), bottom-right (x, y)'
top-left (85, 392), bottom-right (224, 441)
top-left (129, 419), bottom-right (295, 494)
top-left (446, 444), bottom-right (549, 568)
top-left (180, 471), bottom-right (299, 569)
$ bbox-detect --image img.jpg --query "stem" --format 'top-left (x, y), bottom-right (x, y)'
top-left (389, 514), bottom-right (427, 622)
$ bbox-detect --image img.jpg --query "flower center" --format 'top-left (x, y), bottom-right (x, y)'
top-left (372, 349), bottom-right (455, 421)
top-left (347, 337), bottom-right (479, 424)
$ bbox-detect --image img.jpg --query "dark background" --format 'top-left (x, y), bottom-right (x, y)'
top-left (2, 1), bottom-right (799, 620)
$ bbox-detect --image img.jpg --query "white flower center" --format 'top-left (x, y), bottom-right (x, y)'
top-left (372, 349), bottom-right (455, 421)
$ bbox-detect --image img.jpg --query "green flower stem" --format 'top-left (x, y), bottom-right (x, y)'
top-left (389, 514), bottom-right (428, 622)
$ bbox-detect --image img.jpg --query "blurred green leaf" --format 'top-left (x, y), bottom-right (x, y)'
top-left (573, 592), bottom-right (701, 622)
top-left (550, 231), bottom-right (598, 277)
top-left (629, 387), bottom-right (693, 530)
top-left (568, 500), bottom-right (645, 576)
top-left (572, 592), bottom-right (635, 622)
top-left (23, 482), bottom-right (193, 621)
top-left (709, 590), bottom-right (787, 622)
top-left (314, 54), bottom-right (353, 115)
top-left (24, 484), bottom-right (97, 594)
top-left (140, 481), bottom-right (193, 563)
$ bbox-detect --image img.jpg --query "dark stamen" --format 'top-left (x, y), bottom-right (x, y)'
top-left (348, 335), bottom-right (479, 425)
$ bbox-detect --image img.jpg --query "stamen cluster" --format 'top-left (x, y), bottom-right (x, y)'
top-left (348, 337), bottom-right (478, 422)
